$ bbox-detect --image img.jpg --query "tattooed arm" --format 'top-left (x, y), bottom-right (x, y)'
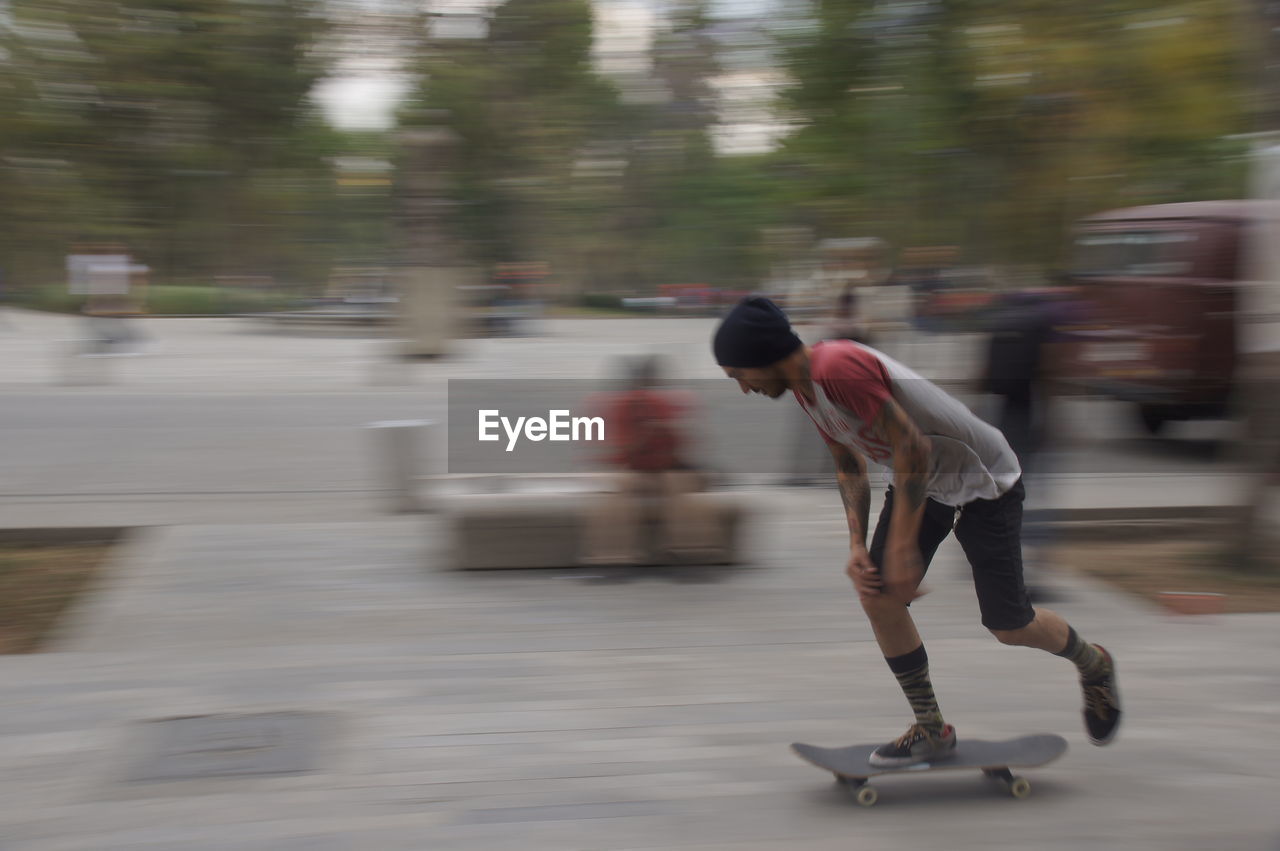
top-left (871, 397), bottom-right (933, 604)
top-left (825, 439), bottom-right (882, 600)
top-left (826, 438), bottom-right (871, 547)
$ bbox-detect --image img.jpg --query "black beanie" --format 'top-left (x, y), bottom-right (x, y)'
top-left (713, 296), bottom-right (803, 368)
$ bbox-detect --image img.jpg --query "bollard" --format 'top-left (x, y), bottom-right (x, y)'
top-left (366, 419), bottom-right (433, 514)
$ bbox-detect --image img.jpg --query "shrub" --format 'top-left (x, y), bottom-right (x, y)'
top-left (16, 284), bottom-right (296, 315)
top-left (579, 293), bottom-right (624, 310)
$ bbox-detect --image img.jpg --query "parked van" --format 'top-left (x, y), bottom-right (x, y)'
top-left (1061, 200), bottom-right (1280, 433)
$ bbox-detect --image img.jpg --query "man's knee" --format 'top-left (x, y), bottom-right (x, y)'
top-left (989, 624), bottom-right (1033, 646)
top-left (860, 593), bottom-right (906, 622)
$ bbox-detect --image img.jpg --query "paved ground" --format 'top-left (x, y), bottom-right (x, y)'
top-left (1, 307), bottom-right (1276, 849)
top-left (3, 515), bottom-right (1278, 850)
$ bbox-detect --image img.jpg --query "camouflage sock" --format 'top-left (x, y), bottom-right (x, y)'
top-left (1054, 626), bottom-right (1108, 681)
top-left (885, 645), bottom-right (946, 734)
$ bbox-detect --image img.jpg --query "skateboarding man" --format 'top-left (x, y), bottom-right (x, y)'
top-left (713, 296), bottom-right (1121, 767)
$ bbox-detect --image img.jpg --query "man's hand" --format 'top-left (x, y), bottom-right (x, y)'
top-left (881, 543), bottom-right (927, 605)
top-left (846, 546), bottom-right (882, 600)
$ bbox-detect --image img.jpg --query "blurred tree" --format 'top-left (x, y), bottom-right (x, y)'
top-left (407, 0), bottom-right (626, 281)
top-left (389, 0), bottom-right (1254, 298)
top-left (949, 0), bottom-right (1249, 264)
top-left (773, 0), bottom-right (1250, 268)
top-left (615, 0), bottom-right (763, 292)
top-left (772, 0), bottom-right (883, 240)
top-left (408, 0), bottom-right (782, 297)
top-left (0, 0), bottom-right (341, 291)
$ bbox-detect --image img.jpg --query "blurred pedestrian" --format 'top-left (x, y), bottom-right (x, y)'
top-left (714, 296), bottom-right (1121, 767)
top-left (980, 290), bottom-right (1055, 468)
top-left (979, 287), bottom-right (1085, 600)
top-left (579, 356), bottom-right (719, 566)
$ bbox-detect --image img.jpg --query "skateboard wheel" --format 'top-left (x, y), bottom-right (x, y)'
top-left (855, 785), bottom-right (879, 807)
top-left (1009, 777), bottom-right (1031, 799)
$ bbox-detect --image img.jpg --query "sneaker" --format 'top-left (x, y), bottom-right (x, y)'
top-left (868, 723), bottom-right (957, 768)
top-left (1081, 645), bottom-right (1121, 745)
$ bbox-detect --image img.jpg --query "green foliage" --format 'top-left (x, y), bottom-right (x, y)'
top-left (0, 0), bottom-right (370, 292)
top-left (2, 0), bottom-right (1252, 301)
top-left (16, 284), bottom-right (296, 315)
top-left (772, 0), bottom-right (1251, 266)
top-left (143, 286), bottom-right (297, 315)
top-left (579, 292), bottom-right (624, 310)
top-left (15, 287), bottom-right (87, 315)
top-left (404, 0), bottom-right (628, 277)
top-left (488, 0), bottom-right (597, 93)
top-left (403, 0), bottom-right (787, 295)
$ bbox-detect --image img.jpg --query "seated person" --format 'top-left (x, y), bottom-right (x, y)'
top-left (580, 356), bottom-right (719, 565)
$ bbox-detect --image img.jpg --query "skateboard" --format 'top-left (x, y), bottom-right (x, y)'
top-left (791, 733), bottom-right (1067, 806)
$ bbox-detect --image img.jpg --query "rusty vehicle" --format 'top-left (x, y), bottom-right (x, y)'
top-left (1061, 200), bottom-right (1280, 434)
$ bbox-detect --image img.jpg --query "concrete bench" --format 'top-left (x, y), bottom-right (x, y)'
top-left (445, 489), bottom-right (749, 570)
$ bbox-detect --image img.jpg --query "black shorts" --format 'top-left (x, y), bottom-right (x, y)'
top-left (868, 478), bottom-right (1035, 632)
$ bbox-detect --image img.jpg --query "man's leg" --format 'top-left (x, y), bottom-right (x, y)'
top-left (863, 488), bottom-right (958, 765)
top-left (955, 479), bottom-right (1121, 745)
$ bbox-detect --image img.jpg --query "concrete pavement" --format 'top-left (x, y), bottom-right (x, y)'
top-left (1, 510), bottom-right (1277, 850)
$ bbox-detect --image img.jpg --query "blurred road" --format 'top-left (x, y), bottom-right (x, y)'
top-left (0, 308), bottom-right (1246, 526)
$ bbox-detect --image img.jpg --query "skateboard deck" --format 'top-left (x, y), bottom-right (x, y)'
top-left (791, 733), bottom-right (1067, 806)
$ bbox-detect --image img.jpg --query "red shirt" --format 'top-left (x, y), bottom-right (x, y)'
top-left (797, 341), bottom-right (894, 463)
top-left (594, 389), bottom-right (692, 472)
top-left (796, 339), bottom-right (1024, 505)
